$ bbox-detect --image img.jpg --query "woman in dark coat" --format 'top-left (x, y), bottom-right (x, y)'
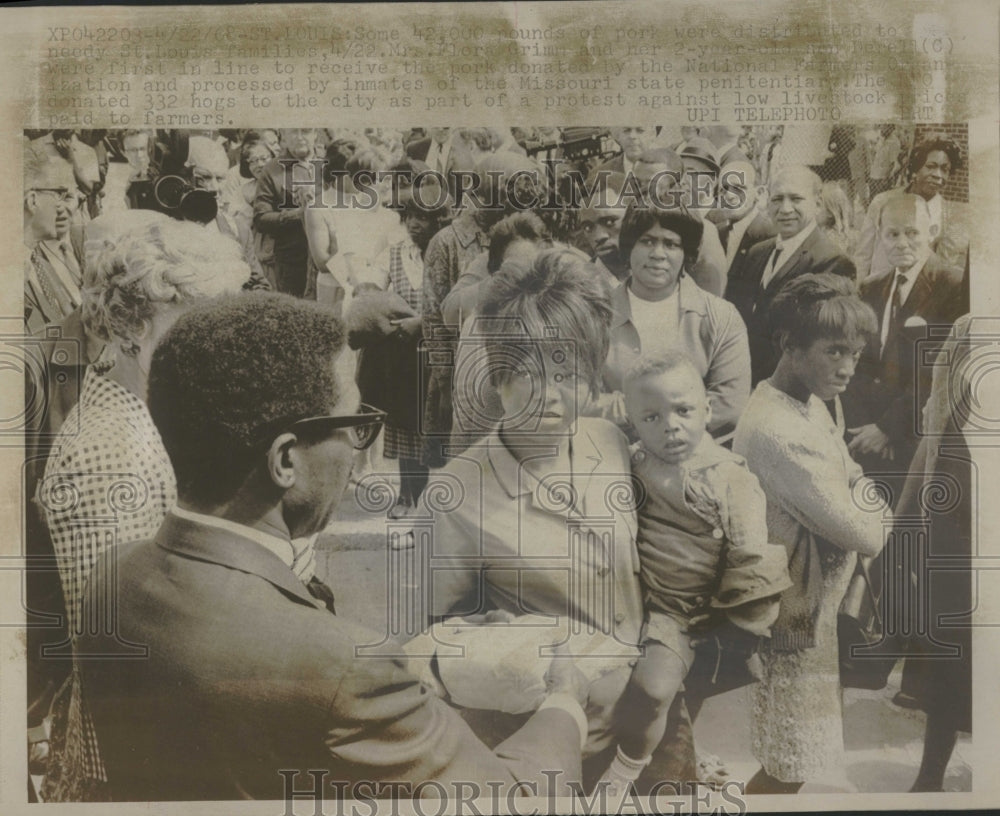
top-left (347, 191), bottom-right (448, 517)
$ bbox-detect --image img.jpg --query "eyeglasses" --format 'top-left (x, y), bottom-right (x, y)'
top-left (31, 187), bottom-right (78, 206)
top-left (289, 404), bottom-right (387, 451)
top-left (254, 404), bottom-right (387, 451)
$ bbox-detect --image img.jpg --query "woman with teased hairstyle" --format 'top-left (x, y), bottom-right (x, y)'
top-left (428, 248), bottom-right (697, 791)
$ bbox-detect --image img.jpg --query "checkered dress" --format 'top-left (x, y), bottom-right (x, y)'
top-left (382, 242), bottom-right (425, 461)
top-left (38, 364), bottom-right (177, 798)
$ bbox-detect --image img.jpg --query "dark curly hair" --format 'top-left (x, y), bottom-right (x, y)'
top-left (618, 204), bottom-right (704, 268)
top-left (908, 136), bottom-right (964, 176)
top-left (147, 293), bottom-right (345, 505)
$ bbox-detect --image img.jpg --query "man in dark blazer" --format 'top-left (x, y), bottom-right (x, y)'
top-left (710, 158), bottom-right (776, 277)
top-left (253, 128), bottom-right (319, 297)
top-left (76, 294), bottom-right (587, 802)
top-left (587, 126), bottom-right (652, 182)
top-left (841, 194), bottom-right (966, 478)
top-left (405, 127), bottom-right (475, 203)
top-left (725, 164), bottom-right (856, 385)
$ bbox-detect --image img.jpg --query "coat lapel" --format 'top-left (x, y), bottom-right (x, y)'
top-left (156, 513), bottom-right (324, 610)
top-left (763, 229), bottom-right (817, 296)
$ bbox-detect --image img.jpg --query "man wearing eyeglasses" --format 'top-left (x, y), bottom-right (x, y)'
top-left (75, 293), bottom-right (588, 802)
top-left (23, 140), bottom-right (80, 335)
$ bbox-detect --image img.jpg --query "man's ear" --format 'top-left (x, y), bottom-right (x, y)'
top-left (24, 191), bottom-right (39, 214)
top-left (266, 432), bottom-right (299, 490)
top-left (775, 329), bottom-right (793, 355)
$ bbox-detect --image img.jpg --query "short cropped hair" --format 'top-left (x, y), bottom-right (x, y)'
top-left (487, 212), bottom-right (552, 274)
top-left (622, 348), bottom-right (705, 394)
top-left (147, 293), bottom-right (346, 506)
top-left (768, 272), bottom-right (877, 350)
top-left (479, 248), bottom-right (612, 396)
top-left (81, 216), bottom-right (249, 346)
top-left (618, 204), bottom-right (704, 267)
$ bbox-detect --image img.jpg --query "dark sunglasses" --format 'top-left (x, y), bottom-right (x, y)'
top-left (255, 404), bottom-right (387, 452)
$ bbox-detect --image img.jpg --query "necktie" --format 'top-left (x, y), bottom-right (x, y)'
top-left (717, 221), bottom-right (731, 253)
top-left (305, 575), bottom-right (337, 614)
top-left (60, 241), bottom-right (82, 289)
top-left (881, 272), bottom-right (908, 358)
top-left (760, 245), bottom-right (783, 290)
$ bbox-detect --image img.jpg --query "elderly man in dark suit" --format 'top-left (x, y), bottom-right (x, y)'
top-left (76, 294), bottom-right (588, 802)
top-left (841, 193), bottom-right (966, 478)
top-left (725, 164), bottom-right (856, 384)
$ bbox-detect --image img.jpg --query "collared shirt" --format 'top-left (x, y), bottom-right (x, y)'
top-left (926, 193), bottom-right (943, 241)
top-left (425, 139), bottom-right (451, 174)
top-left (761, 221), bottom-right (816, 289)
top-left (169, 506), bottom-right (318, 581)
top-left (880, 260), bottom-right (924, 352)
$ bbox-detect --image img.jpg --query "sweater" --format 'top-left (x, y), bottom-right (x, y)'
top-left (733, 381), bottom-right (890, 650)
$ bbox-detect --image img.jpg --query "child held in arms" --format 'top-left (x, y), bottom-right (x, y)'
top-left (599, 350), bottom-right (791, 793)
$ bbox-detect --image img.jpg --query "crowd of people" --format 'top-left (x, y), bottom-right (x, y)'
top-left (23, 122), bottom-right (972, 804)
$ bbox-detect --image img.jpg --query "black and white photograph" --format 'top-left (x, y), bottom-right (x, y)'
top-left (5, 2), bottom-right (999, 814)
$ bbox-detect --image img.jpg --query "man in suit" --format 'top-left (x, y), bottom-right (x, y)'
top-left (405, 127), bottom-right (476, 204)
top-left (841, 193), bottom-right (966, 478)
top-left (703, 124), bottom-right (751, 168)
top-left (710, 158), bottom-right (776, 277)
top-left (253, 128), bottom-right (319, 296)
top-left (184, 135), bottom-right (270, 290)
top-left (24, 141), bottom-right (79, 335)
top-left (725, 165), bottom-right (856, 385)
top-left (76, 294), bottom-right (588, 802)
top-left (588, 126), bottom-right (652, 182)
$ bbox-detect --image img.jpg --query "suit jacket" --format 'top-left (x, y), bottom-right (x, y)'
top-left (216, 212), bottom-right (270, 290)
top-left (840, 251), bottom-right (966, 471)
top-left (405, 136), bottom-right (432, 162)
top-left (405, 137), bottom-right (476, 203)
top-left (77, 514), bottom-right (582, 801)
top-left (713, 209), bottom-right (776, 277)
top-left (252, 154), bottom-right (311, 260)
top-left (725, 225), bottom-right (856, 385)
